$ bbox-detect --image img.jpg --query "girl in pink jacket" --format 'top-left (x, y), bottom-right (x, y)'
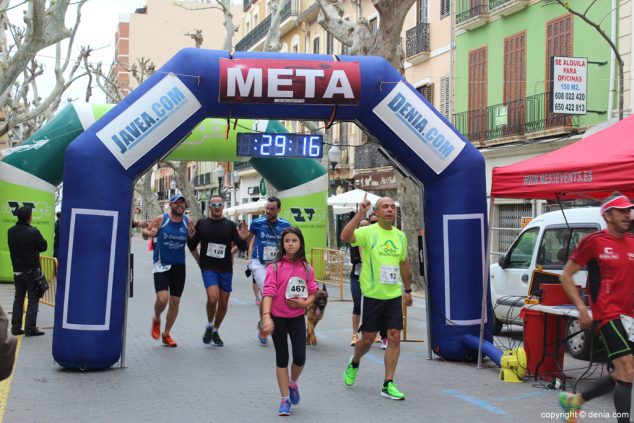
top-left (261, 227), bottom-right (318, 416)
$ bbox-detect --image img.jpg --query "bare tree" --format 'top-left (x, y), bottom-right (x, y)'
top-left (0, 0), bottom-right (90, 140)
top-left (90, 57), bottom-right (156, 104)
top-left (548, 0), bottom-right (624, 120)
top-left (176, 0), bottom-right (238, 51)
top-left (185, 29), bottom-right (204, 48)
top-left (317, 0), bottom-right (415, 74)
top-left (262, 0), bottom-right (285, 53)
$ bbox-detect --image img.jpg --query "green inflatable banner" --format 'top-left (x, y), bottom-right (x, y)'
top-left (0, 103), bottom-right (328, 281)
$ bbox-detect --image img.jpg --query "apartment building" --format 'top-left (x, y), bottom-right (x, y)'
top-left (453, 0), bottom-right (617, 254)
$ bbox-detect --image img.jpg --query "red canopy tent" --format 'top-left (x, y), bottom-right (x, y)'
top-left (491, 114), bottom-right (634, 200)
top-left (475, 115), bottom-right (634, 367)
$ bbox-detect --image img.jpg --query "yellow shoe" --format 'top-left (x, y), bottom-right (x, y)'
top-left (374, 333), bottom-right (381, 343)
top-left (350, 334), bottom-right (358, 346)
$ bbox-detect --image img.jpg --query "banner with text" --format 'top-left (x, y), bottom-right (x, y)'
top-left (219, 58), bottom-right (361, 105)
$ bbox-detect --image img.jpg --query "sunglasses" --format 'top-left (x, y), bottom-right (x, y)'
top-left (210, 202), bottom-right (224, 208)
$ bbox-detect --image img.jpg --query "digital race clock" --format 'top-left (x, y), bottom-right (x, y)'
top-left (236, 133), bottom-right (323, 158)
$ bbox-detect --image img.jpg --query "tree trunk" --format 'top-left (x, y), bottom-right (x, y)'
top-left (138, 171), bottom-right (162, 220)
top-left (395, 173), bottom-right (424, 291)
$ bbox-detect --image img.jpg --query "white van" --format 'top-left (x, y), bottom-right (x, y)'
top-left (490, 207), bottom-right (605, 358)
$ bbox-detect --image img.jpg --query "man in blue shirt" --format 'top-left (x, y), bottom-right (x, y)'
top-left (143, 195), bottom-right (194, 348)
top-left (247, 196), bottom-right (290, 345)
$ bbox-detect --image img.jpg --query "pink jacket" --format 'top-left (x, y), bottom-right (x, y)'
top-left (263, 257), bottom-right (318, 318)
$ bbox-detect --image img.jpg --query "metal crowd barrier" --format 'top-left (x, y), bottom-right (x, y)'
top-left (310, 248), bottom-right (345, 301)
top-left (39, 256), bottom-right (58, 307)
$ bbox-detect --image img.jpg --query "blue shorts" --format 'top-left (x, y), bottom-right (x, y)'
top-left (201, 271), bottom-right (233, 292)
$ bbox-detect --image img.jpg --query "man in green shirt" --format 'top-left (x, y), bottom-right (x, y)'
top-left (340, 195), bottom-right (413, 400)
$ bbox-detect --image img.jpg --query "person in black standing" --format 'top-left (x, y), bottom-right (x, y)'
top-left (349, 217), bottom-right (369, 346)
top-left (188, 196), bottom-right (249, 346)
top-left (8, 207), bottom-right (47, 337)
top-left (53, 211), bottom-right (61, 259)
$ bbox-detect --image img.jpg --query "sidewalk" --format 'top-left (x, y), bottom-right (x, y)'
top-left (0, 237), bottom-right (615, 422)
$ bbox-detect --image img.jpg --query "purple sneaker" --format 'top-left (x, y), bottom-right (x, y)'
top-left (288, 382), bottom-right (300, 405)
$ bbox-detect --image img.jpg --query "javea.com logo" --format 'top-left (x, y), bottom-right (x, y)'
top-left (97, 74), bottom-right (201, 170)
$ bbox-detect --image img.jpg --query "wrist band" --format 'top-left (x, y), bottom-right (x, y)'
top-left (404, 289), bottom-right (412, 293)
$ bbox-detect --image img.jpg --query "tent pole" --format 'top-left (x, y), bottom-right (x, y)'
top-left (477, 196), bottom-right (496, 369)
top-left (555, 194), bottom-right (571, 228)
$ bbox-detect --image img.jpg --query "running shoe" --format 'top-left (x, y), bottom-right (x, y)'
top-left (381, 338), bottom-right (388, 350)
top-left (343, 356), bottom-right (359, 387)
top-left (161, 333), bottom-right (177, 348)
top-left (558, 392), bottom-right (582, 423)
top-left (255, 298), bottom-right (261, 305)
top-left (374, 333), bottom-right (381, 343)
top-left (202, 326), bottom-right (213, 344)
top-left (350, 334), bottom-right (358, 347)
top-left (211, 330), bottom-right (224, 347)
top-left (277, 398), bottom-right (291, 416)
top-left (288, 382), bottom-right (300, 405)
top-left (151, 318), bottom-right (160, 340)
top-left (381, 381), bottom-right (405, 400)
top-left (257, 321), bottom-right (268, 345)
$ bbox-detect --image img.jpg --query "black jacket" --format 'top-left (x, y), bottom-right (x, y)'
top-left (7, 221), bottom-right (47, 272)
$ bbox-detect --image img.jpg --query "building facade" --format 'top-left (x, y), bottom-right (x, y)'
top-left (453, 0), bottom-right (617, 254)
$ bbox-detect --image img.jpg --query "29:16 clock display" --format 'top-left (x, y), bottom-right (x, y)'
top-left (236, 133), bottom-right (323, 158)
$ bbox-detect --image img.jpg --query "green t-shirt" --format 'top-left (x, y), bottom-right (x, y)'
top-left (351, 224), bottom-right (407, 300)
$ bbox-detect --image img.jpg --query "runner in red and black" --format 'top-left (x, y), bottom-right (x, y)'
top-left (559, 192), bottom-right (634, 423)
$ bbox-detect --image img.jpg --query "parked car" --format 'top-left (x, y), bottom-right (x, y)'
top-left (490, 207), bottom-right (605, 359)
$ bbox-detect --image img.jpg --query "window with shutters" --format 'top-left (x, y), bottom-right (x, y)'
top-left (441, 0), bottom-right (450, 18)
top-left (545, 14), bottom-right (573, 128)
top-left (327, 33), bottom-right (334, 55)
top-left (313, 37), bottom-right (320, 54)
top-left (440, 76), bottom-right (450, 119)
top-left (503, 31), bottom-right (526, 137)
top-left (417, 84), bottom-right (434, 103)
top-left (468, 46), bottom-right (487, 142)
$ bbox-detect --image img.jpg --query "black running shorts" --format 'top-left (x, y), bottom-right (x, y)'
top-left (360, 296), bottom-right (403, 333)
top-left (600, 318), bottom-right (634, 361)
top-left (153, 264), bottom-right (186, 297)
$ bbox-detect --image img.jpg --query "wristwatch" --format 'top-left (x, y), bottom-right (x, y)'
top-left (404, 289), bottom-right (412, 293)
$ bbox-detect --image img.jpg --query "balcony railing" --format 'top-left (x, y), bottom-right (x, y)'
top-left (234, 161), bottom-right (254, 172)
top-left (453, 92), bottom-right (579, 144)
top-left (235, 0), bottom-right (299, 51)
top-left (489, 0), bottom-right (509, 8)
top-left (193, 172), bottom-right (211, 187)
top-left (489, 0), bottom-right (529, 16)
top-left (456, 0), bottom-right (488, 25)
top-left (405, 22), bottom-right (430, 59)
top-left (354, 143), bottom-right (391, 170)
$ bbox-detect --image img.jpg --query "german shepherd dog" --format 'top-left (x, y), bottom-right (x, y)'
top-left (305, 284), bottom-right (328, 346)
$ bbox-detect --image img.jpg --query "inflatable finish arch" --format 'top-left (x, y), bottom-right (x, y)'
top-left (54, 49), bottom-right (491, 369)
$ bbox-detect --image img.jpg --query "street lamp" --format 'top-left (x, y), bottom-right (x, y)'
top-left (232, 170), bottom-right (240, 207)
top-left (169, 179), bottom-right (177, 195)
top-left (328, 145), bottom-right (342, 171)
top-left (214, 164), bottom-right (224, 196)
